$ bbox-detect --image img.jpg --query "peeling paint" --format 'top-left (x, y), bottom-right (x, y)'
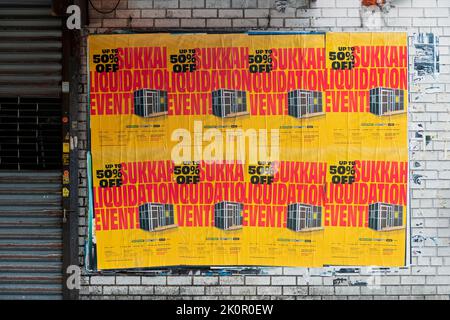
top-left (411, 220), bottom-right (439, 258)
top-left (336, 268), bottom-right (360, 274)
top-left (412, 234), bottom-right (438, 246)
top-left (275, 0), bottom-right (309, 13)
top-left (360, 0), bottom-right (395, 29)
top-left (350, 280), bottom-right (368, 286)
top-left (360, 6), bottom-right (384, 29)
top-left (275, 0), bottom-right (288, 12)
top-left (412, 174), bottom-right (423, 185)
top-left (333, 277), bottom-right (347, 285)
top-left (361, 0), bottom-right (394, 13)
top-left (415, 124), bottom-right (424, 138)
top-left (412, 86), bottom-right (441, 102)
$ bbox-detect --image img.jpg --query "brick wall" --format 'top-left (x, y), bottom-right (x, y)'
top-left (78, 0), bottom-right (450, 300)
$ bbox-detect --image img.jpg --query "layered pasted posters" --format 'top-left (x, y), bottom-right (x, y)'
top-left (88, 33), bottom-right (409, 270)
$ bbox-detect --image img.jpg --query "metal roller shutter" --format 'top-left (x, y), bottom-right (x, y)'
top-left (0, 171), bottom-right (62, 300)
top-left (0, 2), bottom-right (62, 97)
top-left (0, 1), bottom-right (63, 300)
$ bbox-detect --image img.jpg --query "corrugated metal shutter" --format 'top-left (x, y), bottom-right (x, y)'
top-left (0, 1), bottom-right (62, 97)
top-left (0, 171), bottom-right (62, 299)
top-left (0, 1), bottom-right (63, 300)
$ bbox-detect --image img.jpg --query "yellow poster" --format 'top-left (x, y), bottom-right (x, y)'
top-left (88, 32), bottom-right (409, 270)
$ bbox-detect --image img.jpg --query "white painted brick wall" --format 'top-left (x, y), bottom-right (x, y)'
top-left (78, 0), bottom-right (450, 300)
